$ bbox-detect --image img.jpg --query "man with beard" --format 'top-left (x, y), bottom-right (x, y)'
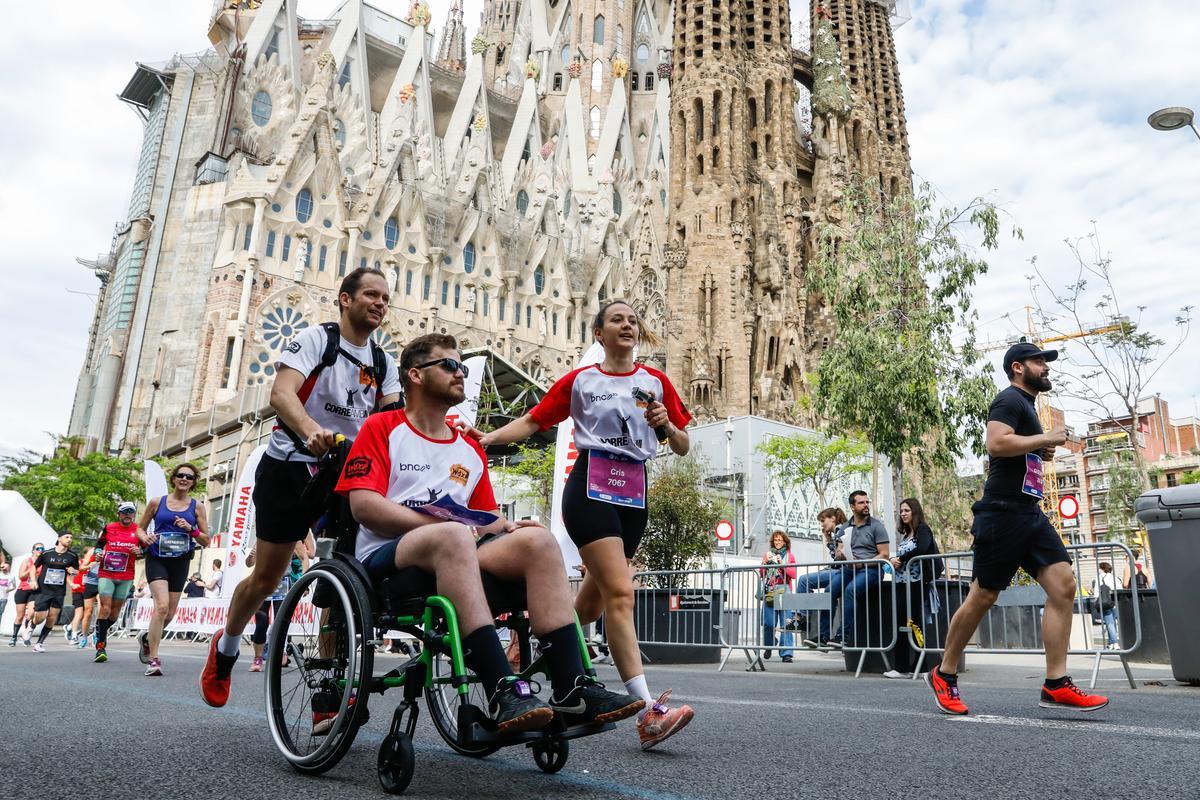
top-left (334, 334), bottom-right (644, 734)
top-left (926, 343), bottom-right (1108, 715)
top-left (200, 267), bottom-right (401, 707)
top-left (30, 532), bottom-right (80, 652)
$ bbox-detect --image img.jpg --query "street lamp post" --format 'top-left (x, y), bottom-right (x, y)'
top-left (1147, 106), bottom-right (1200, 142)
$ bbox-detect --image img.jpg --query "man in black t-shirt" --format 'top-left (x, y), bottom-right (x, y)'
top-left (925, 343), bottom-right (1108, 715)
top-left (31, 531), bottom-right (80, 653)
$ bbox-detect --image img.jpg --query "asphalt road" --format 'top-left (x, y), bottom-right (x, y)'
top-left (2, 639), bottom-right (1196, 799)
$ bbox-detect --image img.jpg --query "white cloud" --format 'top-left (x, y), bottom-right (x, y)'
top-left (1, 0), bottom-right (1196, 459)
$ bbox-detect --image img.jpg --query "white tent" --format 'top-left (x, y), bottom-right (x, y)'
top-left (0, 490), bottom-right (58, 630)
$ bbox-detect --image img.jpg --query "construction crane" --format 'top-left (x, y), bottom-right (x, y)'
top-left (978, 309), bottom-right (1128, 537)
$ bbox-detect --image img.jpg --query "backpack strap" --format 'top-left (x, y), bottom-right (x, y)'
top-left (277, 323), bottom-right (342, 455)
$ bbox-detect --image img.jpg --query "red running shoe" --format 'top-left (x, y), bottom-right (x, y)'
top-left (1039, 677), bottom-right (1108, 712)
top-left (199, 634), bottom-right (237, 708)
top-left (925, 666), bottom-right (968, 715)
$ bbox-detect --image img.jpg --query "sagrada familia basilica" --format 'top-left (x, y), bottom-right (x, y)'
top-left (69, 0), bottom-right (912, 491)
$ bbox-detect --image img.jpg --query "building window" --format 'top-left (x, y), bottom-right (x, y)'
top-left (242, 223), bottom-right (253, 251)
top-left (590, 106), bottom-right (602, 139)
top-left (636, 43), bottom-right (650, 62)
top-left (264, 28), bottom-right (280, 61)
top-left (645, 73), bottom-right (654, 91)
top-left (499, 297), bottom-right (506, 321)
top-left (265, 230), bottom-right (276, 257)
top-left (441, 281), bottom-right (449, 305)
top-left (384, 217), bottom-right (400, 249)
top-left (632, 73), bottom-right (639, 91)
top-left (552, 312), bottom-right (558, 335)
top-left (318, 245), bottom-right (327, 271)
top-left (307, 240), bottom-right (314, 268)
top-left (526, 305), bottom-right (532, 327)
top-left (360, 256), bottom-right (367, 270)
top-left (333, 118), bottom-right (346, 147)
top-left (405, 269), bottom-right (413, 295)
top-left (483, 292), bottom-right (490, 316)
top-left (463, 242), bottom-right (476, 273)
top-left (338, 250), bottom-right (347, 276)
top-left (563, 189), bottom-right (572, 215)
top-left (592, 60), bottom-right (603, 92)
top-left (534, 265), bottom-right (545, 294)
top-left (251, 91), bottom-right (273, 127)
top-left (454, 283), bottom-right (461, 308)
top-left (516, 190), bottom-right (529, 215)
top-left (593, 14), bottom-right (605, 44)
top-left (515, 301), bottom-right (522, 324)
top-left (423, 274), bottom-right (431, 300)
top-left (295, 188), bottom-right (313, 223)
top-left (338, 60), bottom-right (352, 89)
top-left (553, 73), bottom-right (564, 91)
top-left (615, 25), bottom-right (624, 53)
top-left (613, 190), bottom-right (622, 216)
top-left (281, 235), bottom-right (291, 261)
top-left (561, 45), bottom-right (571, 67)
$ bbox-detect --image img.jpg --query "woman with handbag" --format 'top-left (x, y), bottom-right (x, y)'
top-left (759, 531), bottom-right (798, 662)
top-left (888, 498), bottom-right (942, 678)
top-left (1093, 562), bottom-right (1119, 649)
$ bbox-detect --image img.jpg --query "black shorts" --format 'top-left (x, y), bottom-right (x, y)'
top-left (971, 500), bottom-right (1072, 591)
top-left (253, 455), bottom-right (320, 544)
top-left (145, 555), bottom-right (191, 593)
top-left (561, 450), bottom-right (648, 559)
top-left (72, 591), bottom-right (85, 605)
top-left (34, 592), bottom-right (65, 612)
top-left (83, 585), bottom-right (99, 600)
top-left (14, 588), bottom-right (37, 605)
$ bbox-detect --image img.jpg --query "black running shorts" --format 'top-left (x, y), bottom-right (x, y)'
top-left (561, 450), bottom-right (648, 560)
top-left (971, 500), bottom-right (1072, 590)
top-left (145, 555), bottom-right (191, 593)
top-left (34, 592), bottom-right (65, 612)
top-left (253, 455), bottom-right (320, 544)
top-left (14, 588), bottom-right (37, 605)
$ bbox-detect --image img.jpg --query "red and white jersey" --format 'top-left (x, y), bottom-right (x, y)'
top-left (335, 410), bottom-right (497, 561)
top-left (529, 364), bottom-right (691, 462)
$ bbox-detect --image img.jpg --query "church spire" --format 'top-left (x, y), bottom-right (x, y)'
top-left (435, 0), bottom-right (467, 72)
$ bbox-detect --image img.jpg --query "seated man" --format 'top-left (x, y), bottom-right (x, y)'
top-left (335, 333), bottom-right (644, 734)
top-left (834, 490), bottom-right (890, 647)
top-left (797, 507), bottom-right (849, 649)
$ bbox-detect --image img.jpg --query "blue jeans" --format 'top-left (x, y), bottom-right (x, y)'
top-left (762, 605), bottom-right (794, 657)
top-left (794, 568), bottom-right (843, 641)
top-left (1102, 606), bottom-right (1118, 646)
top-left (839, 565), bottom-right (882, 644)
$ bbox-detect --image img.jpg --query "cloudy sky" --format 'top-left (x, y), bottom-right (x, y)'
top-left (1, 0), bottom-right (1197, 459)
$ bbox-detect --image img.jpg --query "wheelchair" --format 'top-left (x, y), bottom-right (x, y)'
top-left (263, 548), bottom-right (615, 794)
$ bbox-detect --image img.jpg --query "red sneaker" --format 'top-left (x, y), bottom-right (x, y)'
top-left (637, 689), bottom-right (694, 750)
top-left (199, 634), bottom-right (236, 708)
top-left (925, 666), bottom-right (968, 715)
top-left (1039, 677), bottom-right (1108, 712)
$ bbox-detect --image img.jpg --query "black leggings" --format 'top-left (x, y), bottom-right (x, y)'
top-left (252, 599), bottom-right (283, 645)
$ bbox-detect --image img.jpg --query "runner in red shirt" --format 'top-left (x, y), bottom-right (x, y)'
top-left (476, 300), bottom-right (696, 750)
top-left (335, 332), bottom-right (643, 734)
top-left (92, 501), bottom-right (143, 663)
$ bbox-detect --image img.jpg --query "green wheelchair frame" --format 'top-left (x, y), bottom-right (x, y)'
top-left (263, 553), bottom-right (612, 794)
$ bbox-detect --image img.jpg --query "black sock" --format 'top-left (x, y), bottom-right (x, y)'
top-left (462, 625), bottom-right (512, 694)
top-left (538, 625), bottom-right (586, 699)
top-left (96, 619), bottom-right (111, 646)
top-left (1045, 675), bottom-right (1069, 689)
top-left (937, 665), bottom-right (958, 683)
top-left (11, 623), bottom-right (18, 639)
top-left (37, 622), bottom-right (54, 644)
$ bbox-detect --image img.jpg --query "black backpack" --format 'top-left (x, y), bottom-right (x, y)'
top-left (277, 322), bottom-right (397, 454)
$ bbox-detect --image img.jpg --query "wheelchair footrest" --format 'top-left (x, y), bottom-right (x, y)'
top-left (456, 703), bottom-right (617, 749)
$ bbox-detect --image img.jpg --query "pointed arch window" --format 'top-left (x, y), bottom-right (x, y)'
top-left (590, 106), bottom-right (602, 140)
top-left (563, 189), bottom-right (572, 215)
top-left (295, 188), bottom-right (313, 223)
top-left (636, 43), bottom-right (650, 62)
top-left (615, 25), bottom-right (624, 53)
top-left (338, 60), bottom-right (352, 89)
top-left (591, 60), bottom-right (603, 92)
top-left (463, 242), bottom-right (476, 273)
top-left (318, 245), bottom-right (328, 271)
top-left (516, 190), bottom-right (530, 215)
top-left (384, 217), bottom-right (400, 250)
top-left (561, 45), bottom-right (572, 67)
top-left (613, 190), bottom-right (622, 216)
top-left (339, 250), bottom-right (348, 276)
top-left (454, 283), bottom-right (461, 308)
top-left (534, 265), bottom-right (546, 294)
top-left (282, 235), bottom-right (292, 261)
top-left (441, 281), bottom-right (450, 305)
top-left (265, 230), bottom-right (276, 258)
top-left (593, 14), bottom-right (605, 44)
top-left (636, 9), bottom-right (650, 35)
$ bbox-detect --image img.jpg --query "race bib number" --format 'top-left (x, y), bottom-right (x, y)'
top-left (102, 550), bottom-right (130, 573)
top-left (157, 531), bottom-right (191, 557)
top-left (45, 568), bottom-right (66, 586)
top-left (1022, 453), bottom-right (1045, 500)
top-left (586, 451), bottom-right (647, 509)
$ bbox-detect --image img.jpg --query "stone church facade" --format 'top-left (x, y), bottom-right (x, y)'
top-left (68, 0), bottom-right (910, 526)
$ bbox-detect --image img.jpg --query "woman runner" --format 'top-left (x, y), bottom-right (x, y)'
top-left (9, 543), bottom-right (44, 646)
top-left (477, 300), bottom-right (696, 750)
top-left (93, 501), bottom-right (144, 663)
top-left (137, 464), bottom-right (209, 675)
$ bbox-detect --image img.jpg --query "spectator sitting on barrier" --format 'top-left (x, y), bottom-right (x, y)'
top-left (886, 498), bottom-right (942, 678)
top-left (798, 507), bottom-right (848, 650)
top-left (832, 490), bottom-right (890, 649)
top-left (1093, 562), bottom-right (1119, 649)
top-left (759, 531), bottom-right (797, 662)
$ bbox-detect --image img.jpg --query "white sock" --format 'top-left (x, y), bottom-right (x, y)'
top-left (624, 674), bottom-right (653, 720)
top-left (217, 631), bottom-right (241, 657)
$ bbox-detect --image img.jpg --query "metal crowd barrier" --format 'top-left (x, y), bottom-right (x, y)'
top-left (902, 541), bottom-right (1141, 689)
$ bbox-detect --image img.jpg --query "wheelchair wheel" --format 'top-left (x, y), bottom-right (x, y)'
top-left (377, 733), bottom-right (415, 794)
top-left (532, 738), bottom-right (569, 773)
top-left (265, 559), bottom-right (374, 774)
top-left (424, 640), bottom-right (500, 758)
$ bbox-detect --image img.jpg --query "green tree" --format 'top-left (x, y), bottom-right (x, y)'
top-left (1, 437), bottom-right (145, 544)
top-left (1181, 470), bottom-right (1200, 486)
top-left (809, 178), bottom-right (1015, 501)
top-left (637, 457), bottom-right (728, 586)
top-left (756, 434), bottom-right (871, 508)
top-left (491, 443), bottom-right (555, 521)
top-left (1099, 443), bottom-right (1146, 546)
top-left (914, 463), bottom-right (982, 552)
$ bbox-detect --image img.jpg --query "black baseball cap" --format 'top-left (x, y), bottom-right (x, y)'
top-left (1002, 342), bottom-right (1058, 375)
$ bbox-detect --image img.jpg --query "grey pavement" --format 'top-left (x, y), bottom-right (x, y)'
top-left (2, 639), bottom-right (1197, 799)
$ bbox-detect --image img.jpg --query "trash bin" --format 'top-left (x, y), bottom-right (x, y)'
top-left (1135, 484), bottom-right (1200, 685)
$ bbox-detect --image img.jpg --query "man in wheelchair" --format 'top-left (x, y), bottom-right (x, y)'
top-left (334, 333), bottom-right (645, 734)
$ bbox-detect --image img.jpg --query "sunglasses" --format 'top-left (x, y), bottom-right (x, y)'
top-left (33, 547), bottom-right (44, 552)
top-left (174, 474), bottom-right (197, 481)
top-left (415, 357), bottom-right (469, 378)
